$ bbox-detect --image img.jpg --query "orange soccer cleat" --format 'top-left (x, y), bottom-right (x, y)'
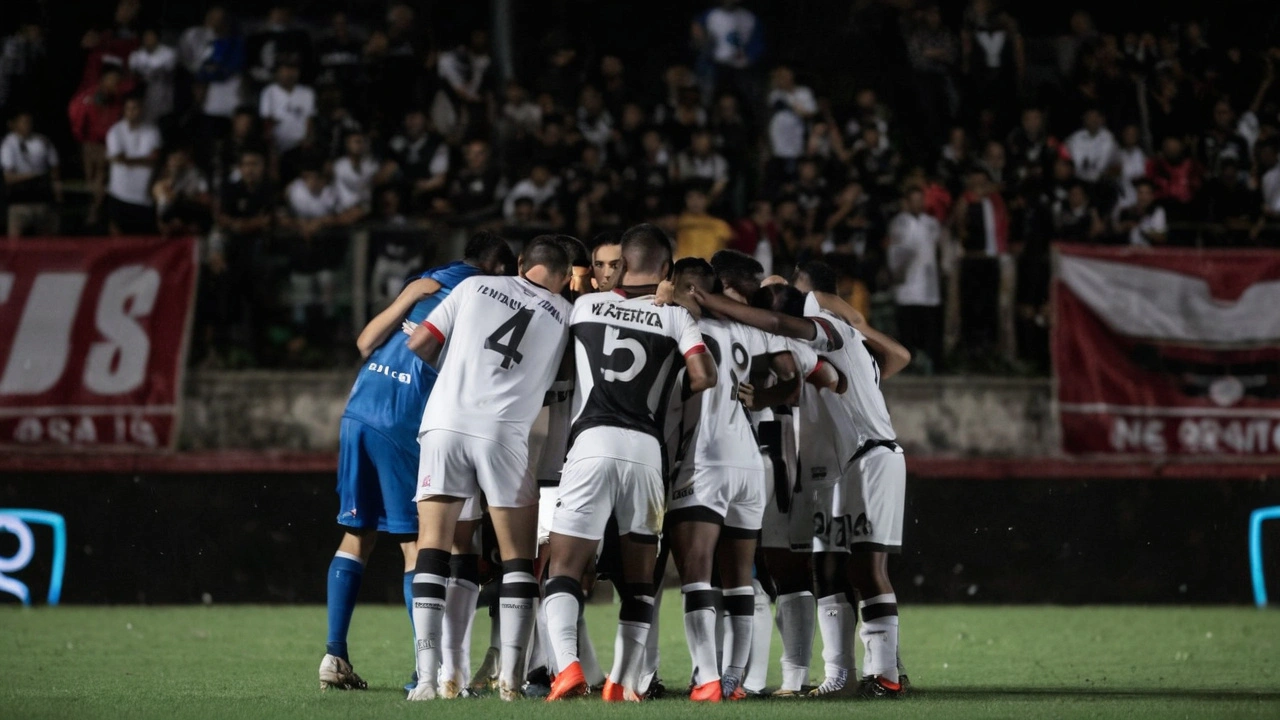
top-left (690, 679), bottom-right (723, 702)
top-left (601, 677), bottom-right (624, 702)
top-left (546, 661), bottom-right (589, 701)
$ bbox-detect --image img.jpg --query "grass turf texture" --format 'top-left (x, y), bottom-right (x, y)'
top-left (2, 598), bottom-right (1279, 719)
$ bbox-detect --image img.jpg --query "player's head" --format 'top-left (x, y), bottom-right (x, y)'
top-left (591, 232), bottom-right (623, 291)
top-left (619, 223), bottom-right (673, 284)
top-left (793, 261), bottom-right (838, 294)
top-left (671, 257), bottom-right (720, 297)
top-left (553, 234), bottom-right (592, 299)
top-left (463, 231), bottom-right (518, 276)
top-left (751, 283), bottom-right (807, 318)
top-left (710, 249), bottom-right (764, 303)
top-left (520, 236), bottom-right (572, 293)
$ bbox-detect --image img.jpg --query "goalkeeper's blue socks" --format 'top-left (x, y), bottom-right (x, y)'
top-left (403, 571), bottom-right (415, 628)
top-left (325, 551), bottom-right (365, 661)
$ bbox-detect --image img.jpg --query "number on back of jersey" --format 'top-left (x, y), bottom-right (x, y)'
top-left (485, 308), bottom-right (534, 369)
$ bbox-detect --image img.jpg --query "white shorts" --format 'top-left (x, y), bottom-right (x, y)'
top-left (760, 453), bottom-right (813, 552)
top-left (551, 427), bottom-right (665, 541)
top-left (811, 447), bottom-right (904, 553)
top-left (668, 464), bottom-right (767, 533)
top-left (537, 484), bottom-right (559, 546)
top-left (414, 429), bottom-right (537, 509)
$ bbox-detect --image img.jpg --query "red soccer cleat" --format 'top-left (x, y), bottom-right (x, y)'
top-left (601, 677), bottom-right (624, 702)
top-left (547, 661), bottom-right (588, 701)
top-left (690, 679), bottom-right (723, 702)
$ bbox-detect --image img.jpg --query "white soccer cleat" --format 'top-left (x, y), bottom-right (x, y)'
top-left (441, 676), bottom-right (464, 699)
top-left (469, 647), bottom-right (500, 693)
top-left (406, 681), bottom-right (438, 701)
top-left (807, 669), bottom-right (851, 697)
top-left (499, 682), bottom-right (522, 702)
top-left (318, 654), bottom-right (368, 690)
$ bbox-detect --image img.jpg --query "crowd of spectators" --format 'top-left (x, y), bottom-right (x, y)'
top-left (3, 1), bottom-right (1280, 372)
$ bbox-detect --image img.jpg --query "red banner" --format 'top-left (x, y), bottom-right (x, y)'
top-left (1053, 244), bottom-right (1280, 457)
top-left (0, 237), bottom-right (197, 449)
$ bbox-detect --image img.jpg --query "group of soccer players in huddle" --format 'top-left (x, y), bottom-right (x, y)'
top-left (319, 223), bottom-right (911, 703)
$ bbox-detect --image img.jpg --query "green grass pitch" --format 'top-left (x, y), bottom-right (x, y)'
top-left (3, 596), bottom-right (1279, 719)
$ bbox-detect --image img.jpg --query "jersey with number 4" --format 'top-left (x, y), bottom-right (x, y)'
top-left (418, 275), bottom-right (572, 451)
top-left (568, 291), bottom-right (706, 447)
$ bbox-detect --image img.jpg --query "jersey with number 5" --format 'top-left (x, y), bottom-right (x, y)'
top-left (418, 275), bottom-right (572, 451)
top-left (568, 291), bottom-right (707, 446)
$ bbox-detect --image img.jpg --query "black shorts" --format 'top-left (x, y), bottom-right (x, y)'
top-left (107, 197), bottom-right (156, 235)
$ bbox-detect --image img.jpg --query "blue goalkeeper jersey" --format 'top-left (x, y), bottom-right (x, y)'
top-left (341, 261), bottom-right (482, 453)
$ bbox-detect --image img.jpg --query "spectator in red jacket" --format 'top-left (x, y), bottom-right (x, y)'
top-left (68, 66), bottom-right (127, 226)
top-left (1146, 136), bottom-right (1202, 219)
top-left (731, 199), bottom-right (784, 275)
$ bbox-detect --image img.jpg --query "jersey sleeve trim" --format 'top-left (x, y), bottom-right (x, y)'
top-left (806, 359), bottom-right (827, 381)
top-left (811, 316), bottom-right (844, 350)
top-left (423, 321), bottom-right (445, 344)
top-left (683, 343), bottom-right (708, 358)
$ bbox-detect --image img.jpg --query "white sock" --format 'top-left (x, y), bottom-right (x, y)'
top-left (682, 582), bottom-right (720, 686)
top-left (578, 611), bottom-right (605, 686)
top-left (721, 585), bottom-right (755, 694)
top-left (638, 583), bottom-right (664, 694)
top-left (859, 593), bottom-right (900, 682)
top-left (526, 597), bottom-right (545, 676)
top-left (816, 593), bottom-right (852, 680)
top-left (840, 596), bottom-right (857, 678)
top-left (543, 577), bottom-right (582, 672)
top-left (611, 583), bottom-right (655, 692)
top-left (776, 590), bottom-right (815, 691)
top-left (713, 587), bottom-right (725, 672)
top-left (411, 567), bottom-right (449, 691)
top-left (498, 564), bottom-right (538, 694)
top-left (743, 580), bottom-right (772, 693)
top-left (440, 577), bottom-right (479, 687)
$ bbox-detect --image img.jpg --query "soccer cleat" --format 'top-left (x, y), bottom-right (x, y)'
top-left (771, 687), bottom-right (805, 698)
top-left (469, 647), bottom-right (500, 693)
top-left (499, 683), bottom-right (522, 702)
top-left (690, 679), bottom-right (723, 702)
top-left (721, 676), bottom-right (745, 700)
top-left (441, 678), bottom-right (464, 700)
top-left (644, 678), bottom-right (666, 700)
top-left (546, 661), bottom-right (588, 701)
top-left (857, 676), bottom-right (905, 699)
top-left (601, 677), bottom-right (624, 702)
top-left (403, 671), bottom-right (418, 696)
top-left (808, 669), bottom-right (851, 697)
top-left (318, 654), bottom-right (367, 690)
top-left (405, 682), bottom-right (438, 701)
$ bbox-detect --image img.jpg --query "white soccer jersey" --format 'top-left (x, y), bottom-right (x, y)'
top-left (567, 291), bottom-right (706, 448)
top-left (799, 294), bottom-right (896, 475)
top-left (418, 275), bottom-right (572, 452)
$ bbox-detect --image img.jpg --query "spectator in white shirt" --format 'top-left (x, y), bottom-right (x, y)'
top-left (2, 111), bottom-right (62, 237)
top-left (128, 29), bottom-right (177, 123)
top-left (766, 65), bottom-right (816, 190)
top-left (105, 96), bottom-right (162, 235)
top-left (178, 7), bottom-right (222, 74)
top-left (259, 60), bottom-right (315, 170)
top-left (284, 166), bottom-right (348, 336)
top-left (331, 130), bottom-right (394, 215)
top-left (1112, 124), bottom-right (1148, 209)
top-left (887, 185), bottom-right (944, 371)
top-left (673, 128), bottom-right (730, 202)
top-left (1064, 107), bottom-right (1117, 184)
top-left (503, 163), bottom-right (562, 227)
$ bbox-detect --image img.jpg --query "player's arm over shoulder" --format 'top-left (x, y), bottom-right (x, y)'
top-left (407, 277), bottom-right (474, 364)
top-left (811, 291), bottom-right (911, 379)
top-left (355, 274), bottom-right (444, 358)
top-left (672, 305), bottom-right (717, 393)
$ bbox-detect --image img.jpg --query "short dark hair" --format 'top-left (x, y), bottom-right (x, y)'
top-left (619, 223), bottom-right (672, 277)
top-left (796, 261), bottom-right (838, 294)
top-left (751, 284), bottom-right (806, 318)
top-left (463, 231), bottom-right (517, 273)
top-left (710, 249), bottom-right (763, 296)
top-left (553, 234), bottom-right (590, 268)
top-left (671, 257), bottom-right (719, 294)
top-left (521, 236), bottom-right (571, 277)
top-left (591, 231), bottom-right (622, 253)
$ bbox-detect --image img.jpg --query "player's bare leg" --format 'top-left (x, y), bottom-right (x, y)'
top-left (543, 532), bottom-right (599, 700)
top-left (717, 534), bottom-right (759, 699)
top-left (810, 551), bottom-right (856, 697)
top-left (440, 520), bottom-right (479, 698)
top-left (407, 496), bottom-right (467, 700)
top-left (761, 547), bottom-right (815, 696)
top-left (670, 518), bottom-right (724, 701)
top-left (484, 504), bottom-right (540, 701)
top-left (849, 551), bottom-right (904, 697)
top-left (320, 530), bottom-right (377, 690)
